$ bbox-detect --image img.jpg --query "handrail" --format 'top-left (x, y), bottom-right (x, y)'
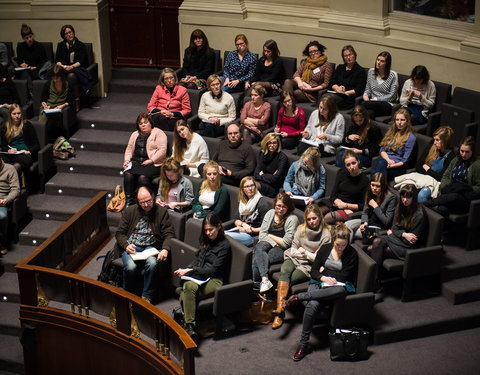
top-left (16, 192), bottom-right (196, 375)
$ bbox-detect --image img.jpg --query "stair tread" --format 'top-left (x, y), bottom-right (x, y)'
top-left (20, 219), bottom-right (65, 240)
top-left (69, 128), bottom-right (131, 144)
top-left (56, 150), bottom-right (124, 171)
top-left (0, 245), bottom-right (37, 272)
top-left (0, 332), bottom-right (24, 371)
top-left (0, 302), bottom-right (21, 331)
top-left (46, 172), bottom-right (123, 191)
top-left (442, 274), bottom-right (480, 292)
top-left (0, 272), bottom-right (19, 298)
top-left (28, 194), bottom-right (92, 213)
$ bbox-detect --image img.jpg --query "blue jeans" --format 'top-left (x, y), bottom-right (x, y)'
top-left (121, 246), bottom-right (159, 299)
top-left (225, 231), bottom-right (255, 247)
top-left (370, 158), bottom-right (406, 181)
top-left (417, 187), bottom-right (432, 202)
top-left (0, 206), bottom-right (8, 245)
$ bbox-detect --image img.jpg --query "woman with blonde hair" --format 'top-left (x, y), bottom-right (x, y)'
top-left (221, 34), bottom-right (257, 93)
top-left (155, 157), bottom-right (194, 212)
top-left (225, 176), bottom-right (270, 246)
top-left (298, 94), bottom-right (344, 156)
top-left (370, 108), bottom-right (416, 180)
top-left (284, 146), bottom-right (326, 207)
top-left (1, 104), bottom-right (40, 179)
top-left (271, 204), bottom-right (331, 329)
top-left (285, 222), bottom-right (357, 361)
top-left (192, 160), bottom-right (229, 220)
top-left (147, 67), bottom-right (191, 131)
top-left (254, 133), bottom-right (289, 198)
top-left (172, 119), bottom-right (209, 177)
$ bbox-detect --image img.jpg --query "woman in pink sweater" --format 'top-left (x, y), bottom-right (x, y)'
top-left (147, 68), bottom-right (191, 131)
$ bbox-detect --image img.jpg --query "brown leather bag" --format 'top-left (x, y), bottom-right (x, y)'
top-left (107, 185), bottom-right (126, 212)
top-left (239, 295), bottom-right (275, 325)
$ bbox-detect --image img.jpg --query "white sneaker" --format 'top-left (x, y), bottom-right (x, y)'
top-left (260, 279), bottom-right (273, 293)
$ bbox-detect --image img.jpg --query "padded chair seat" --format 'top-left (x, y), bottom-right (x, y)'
top-left (112, 258), bottom-right (124, 268)
top-left (382, 258), bottom-right (404, 273)
top-left (447, 212), bottom-right (468, 224)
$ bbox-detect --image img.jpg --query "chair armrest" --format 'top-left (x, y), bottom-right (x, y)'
top-left (212, 280), bottom-right (254, 317)
top-left (467, 199), bottom-right (480, 229)
top-left (403, 245), bottom-right (443, 279)
top-left (62, 106), bottom-right (77, 138)
top-left (12, 190), bottom-right (29, 225)
top-left (175, 68), bottom-right (184, 79)
top-left (87, 63), bottom-right (99, 86)
top-left (38, 143), bottom-right (54, 174)
top-left (223, 219), bottom-right (235, 229)
top-left (187, 115), bottom-right (200, 131)
top-left (425, 111), bottom-right (441, 136)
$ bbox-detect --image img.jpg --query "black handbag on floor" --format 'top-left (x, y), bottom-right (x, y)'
top-left (329, 328), bottom-right (369, 361)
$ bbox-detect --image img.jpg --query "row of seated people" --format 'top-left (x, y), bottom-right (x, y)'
top-left (1, 23), bottom-right (95, 116)
top-left (153, 29), bottom-right (440, 128)
top-left (124, 95), bottom-right (480, 221)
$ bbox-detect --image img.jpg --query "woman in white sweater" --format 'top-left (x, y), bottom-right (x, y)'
top-left (197, 74), bottom-right (236, 138)
top-left (172, 119), bottom-right (209, 177)
top-left (298, 94), bottom-right (345, 156)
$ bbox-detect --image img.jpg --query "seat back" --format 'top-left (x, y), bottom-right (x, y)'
top-left (352, 244), bottom-right (376, 293)
top-left (424, 206), bottom-right (444, 248)
top-left (226, 237), bottom-right (253, 283)
top-left (0, 41), bottom-right (14, 65)
top-left (431, 80), bottom-right (452, 113)
top-left (440, 103), bottom-right (476, 146)
top-left (322, 163), bottom-right (340, 198)
top-left (451, 87), bottom-right (480, 121)
top-left (224, 183), bottom-right (239, 220)
top-left (279, 56), bottom-right (297, 81)
top-left (203, 135), bottom-right (222, 157)
top-left (187, 88), bottom-right (206, 118)
top-left (40, 42), bottom-right (54, 62)
top-left (13, 79), bottom-right (29, 107)
top-left (32, 79), bottom-right (49, 117)
top-left (84, 42), bottom-right (95, 66)
top-left (212, 49), bottom-right (221, 73)
top-left (169, 238), bottom-right (198, 288)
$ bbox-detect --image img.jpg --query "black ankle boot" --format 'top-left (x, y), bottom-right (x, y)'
top-left (184, 323), bottom-right (199, 345)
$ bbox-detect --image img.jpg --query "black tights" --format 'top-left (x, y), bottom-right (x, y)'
top-left (368, 237), bottom-right (397, 283)
top-left (123, 172), bottom-right (152, 203)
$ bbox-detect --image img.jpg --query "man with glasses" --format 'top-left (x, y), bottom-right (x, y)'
top-left (212, 123), bottom-right (256, 185)
top-left (115, 186), bottom-right (175, 303)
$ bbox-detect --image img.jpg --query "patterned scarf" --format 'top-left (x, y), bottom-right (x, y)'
top-left (301, 55), bottom-right (328, 83)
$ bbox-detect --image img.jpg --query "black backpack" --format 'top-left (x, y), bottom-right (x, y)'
top-left (97, 249), bottom-right (123, 287)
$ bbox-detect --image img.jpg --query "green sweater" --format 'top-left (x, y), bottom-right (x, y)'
top-left (440, 158), bottom-right (480, 194)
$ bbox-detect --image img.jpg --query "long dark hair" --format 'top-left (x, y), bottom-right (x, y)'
top-left (199, 213), bottom-right (225, 249)
top-left (365, 172), bottom-right (391, 206)
top-left (263, 39), bottom-right (280, 60)
top-left (395, 184), bottom-right (421, 230)
top-left (375, 51), bottom-right (392, 79)
top-left (185, 29), bottom-right (212, 58)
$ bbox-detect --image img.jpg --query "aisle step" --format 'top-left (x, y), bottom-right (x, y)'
top-left (69, 128), bottom-right (131, 153)
top-left (442, 275), bottom-right (480, 305)
top-left (44, 173), bottom-right (123, 198)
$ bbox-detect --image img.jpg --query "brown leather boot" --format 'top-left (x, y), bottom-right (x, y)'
top-left (272, 281), bottom-right (289, 329)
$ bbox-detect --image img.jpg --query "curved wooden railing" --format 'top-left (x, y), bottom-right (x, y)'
top-left (16, 192), bottom-right (196, 375)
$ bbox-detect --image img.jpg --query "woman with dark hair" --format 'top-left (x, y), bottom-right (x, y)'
top-left (368, 184), bottom-right (426, 285)
top-left (225, 176), bottom-right (270, 246)
top-left (172, 119), bottom-right (209, 178)
top-left (298, 94), bottom-right (345, 156)
top-left (240, 84), bottom-right (271, 144)
top-left (284, 147), bottom-right (326, 206)
top-left (55, 24), bottom-right (92, 105)
top-left (221, 34), bottom-right (257, 93)
top-left (271, 204), bottom-right (331, 329)
top-left (0, 64), bottom-right (21, 126)
top-left (245, 39), bottom-right (285, 96)
top-left (39, 64), bottom-right (73, 142)
top-left (395, 126), bottom-right (455, 202)
top-left (174, 213), bottom-right (232, 344)
top-left (371, 108), bottom-right (416, 180)
top-left (336, 105), bottom-right (382, 168)
top-left (345, 172), bottom-right (397, 241)
top-left (155, 157), bottom-right (194, 212)
top-left (254, 133), bottom-right (289, 198)
top-left (285, 222), bottom-right (357, 361)
top-left (283, 40), bottom-right (333, 103)
top-left (179, 29), bottom-right (215, 90)
top-left (197, 74), bottom-right (236, 138)
top-left (1, 104), bottom-right (40, 179)
top-left (329, 45), bottom-right (367, 110)
top-left (252, 193), bottom-right (299, 293)
top-left (400, 65), bottom-right (436, 125)
top-left (147, 68), bottom-right (191, 131)
top-left (123, 113), bottom-right (167, 205)
top-left (192, 160), bottom-right (229, 220)
top-left (321, 150), bottom-right (369, 225)
top-left (424, 136), bottom-right (480, 216)
top-left (274, 91), bottom-right (306, 150)
top-left (15, 24), bottom-right (48, 88)
top-left (361, 51), bottom-right (399, 118)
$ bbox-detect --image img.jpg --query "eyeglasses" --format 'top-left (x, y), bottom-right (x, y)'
top-left (164, 76), bottom-right (175, 81)
top-left (235, 42), bottom-right (246, 47)
top-left (308, 49), bottom-right (320, 56)
top-left (138, 199), bottom-right (153, 206)
top-left (267, 141), bottom-right (278, 146)
top-left (275, 204), bottom-right (287, 210)
top-left (343, 53), bottom-right (354, 58)
top-left (243, 184), bottom-right (256, 189)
